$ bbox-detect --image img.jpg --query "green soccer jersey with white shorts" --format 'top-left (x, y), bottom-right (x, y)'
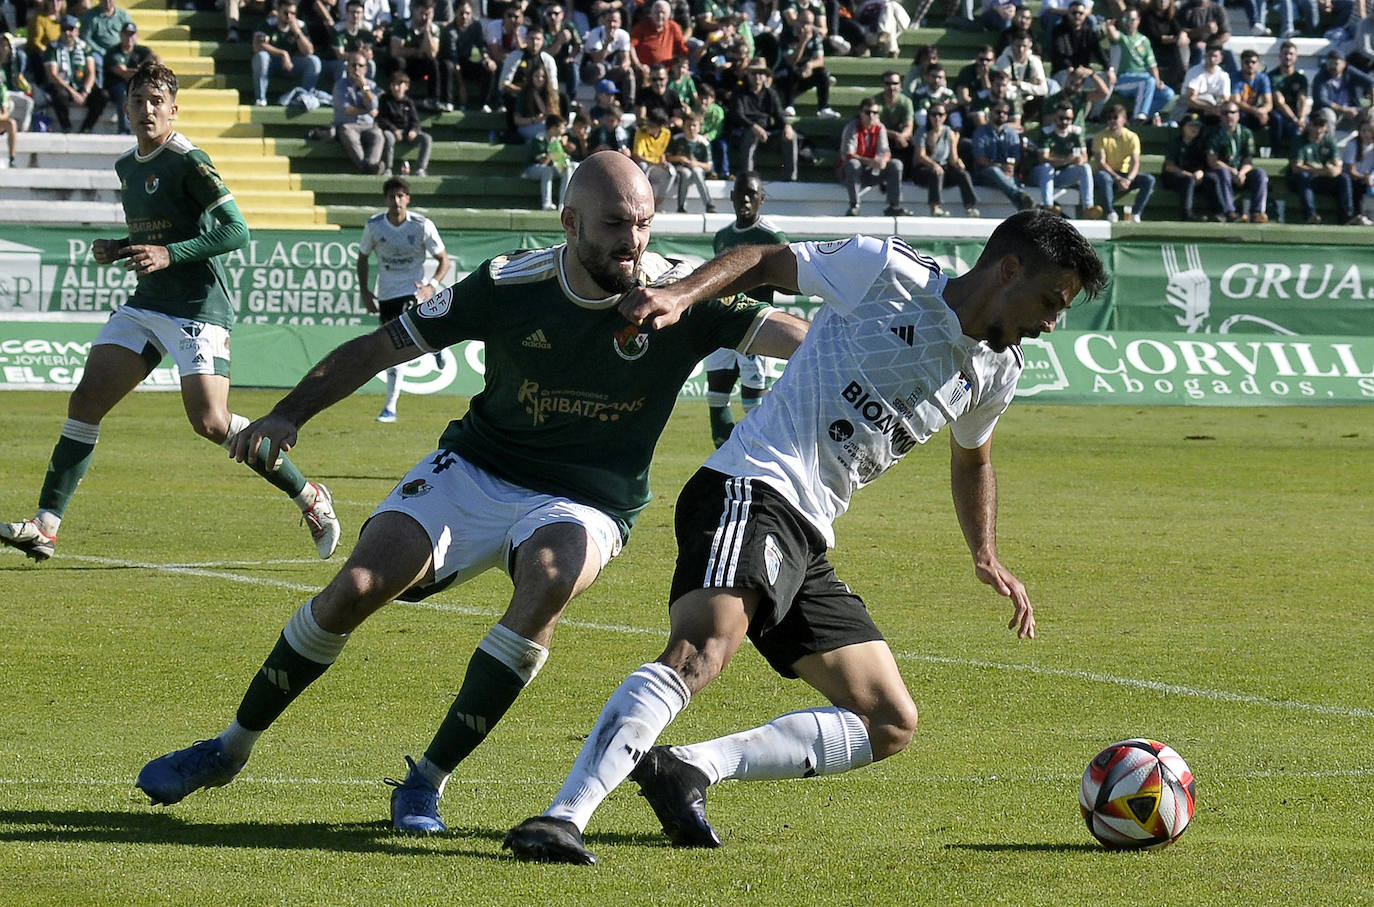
top-left (399, 245), bottom-right (775, 538)
top-left (114, 132), bottom-right (243, 328)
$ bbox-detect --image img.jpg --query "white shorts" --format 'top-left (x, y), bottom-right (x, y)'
top-left (93, 306), bottom-right (231, 378)
top-left (372, 450), bottom-right (624, 598)
top-left (702, 349), bottom-right (769, 390)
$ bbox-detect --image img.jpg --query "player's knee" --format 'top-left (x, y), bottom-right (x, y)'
top-left (867, 698), bottom-right (918, 761)
top-left (188, 412), bottom-right (230, 443)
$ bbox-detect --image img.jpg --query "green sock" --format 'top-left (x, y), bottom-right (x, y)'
top-left (709, 406), bottom-right (736, 448)
top-left (37, 420), bottom-right (100, 518)
top-left (422, 648), bottom-right (527, 772)
top-left (221, 413), bottom-right (308, 498)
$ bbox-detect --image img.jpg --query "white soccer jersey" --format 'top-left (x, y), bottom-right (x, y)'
top-left (705, 235), bottom-right (1024, 547)
top-left (359, 211), bottom-right (445, 300)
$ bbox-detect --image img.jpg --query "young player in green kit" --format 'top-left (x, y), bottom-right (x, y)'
top-left (0, 62), bottom-right (340, 563)
top-left (135, 151), bottom-right (810, 834)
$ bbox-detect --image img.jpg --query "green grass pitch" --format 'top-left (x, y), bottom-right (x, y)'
top-left (1, 389), bottom-right (1372, 906)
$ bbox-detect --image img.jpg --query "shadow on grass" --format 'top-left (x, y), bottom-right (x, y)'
top-left (0, 809), bottom-right (669, 860)
top-left (944, 842), bottom-right (1101, 854)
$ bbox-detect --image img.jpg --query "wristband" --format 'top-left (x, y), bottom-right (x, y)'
top-left (426, 277), bottom-right (442, 290)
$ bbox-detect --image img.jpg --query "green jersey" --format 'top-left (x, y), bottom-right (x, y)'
top-left (1038, 124), bottom-right (1086, 161)
top-left (114, 132), bottom-right (244, 327)
top-left (1207, 123), bottom-right (1257, 165)
top-left (399, 246), bottom-right (772, 536)
top-left (668, 133), bottom-right (711, 165)
top-left (713, 218), bottom-right (788, 303)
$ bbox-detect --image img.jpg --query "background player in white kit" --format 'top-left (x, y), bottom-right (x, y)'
top-left (357, 176), bottom-right (452, 423)
top-left (505, 209), bottom-right (1108, 864)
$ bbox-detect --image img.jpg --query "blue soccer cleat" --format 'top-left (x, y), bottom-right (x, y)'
top-left (386, 756), bottom-right (446, 834)
top-left (136, 738), bottom-right (245, 806)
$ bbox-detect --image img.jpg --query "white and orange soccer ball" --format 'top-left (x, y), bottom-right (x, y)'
top-left (1079, 738), bottom-right (1196, 850)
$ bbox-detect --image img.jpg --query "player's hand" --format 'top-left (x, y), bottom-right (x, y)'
top-left (975, 555), bottom-right (1035, 639)
top-left (92, 239), bottom-right (125, 264)
top-left (230, 412), bottom-right (298, 469)
top-left (414, 281), bottom-right (435, 301)
top-left (122, 244), bottom-right (171, 275)
top-left (619, 285), bottom-right (691, 330)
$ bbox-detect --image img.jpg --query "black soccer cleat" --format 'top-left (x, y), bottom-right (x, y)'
top-left (503, 816), bottom-right (598, 865)
top-left (629, 745), bottom-right (722, 848)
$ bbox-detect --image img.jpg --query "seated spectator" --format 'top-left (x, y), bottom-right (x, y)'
top-left (27, 0), bottom-right (66, 81)
top-left (1178, 0), bottom-right (1234, 68)
top-left (1160, 114), bottom-right (1226, 219)
top-left (226, 0), bottom-right (270, 44)
top-left (1287, 108), bottom-right (1350, 223)
top-left (1139, 0), bottom-right (1189, 88)
top-left (728, 56), bottom-right (798, 181)
top-left (636, 62), bottom-right (686, 126)
top-left (0, 33), bottom-right (32, 133)
top-left (542, 2), bottom-right (582, 96)
top-left (953, 45), bottom-right (996, 133)
top-left (1312, 49), bottom-right (1373, 130)
top-left (252, 0), bottom-right (323, 107)
top-left (328, 0), bottom-right (378, 86)
top-left (972, 100), bottom-right (1036, 209)
top-left (848, 0), bottom-right (909, 58)
top-left (522, 112), bottom-right (577, 209)
top-left (997, 28), bottom-right (1050, 123)
top-left (982, 0), bottom-right (1022, 34)
top-left (968, 69), bottom-right (1024, 132)
top-left (1094, 103), bottom-right (1156, 220)
top-left (511, 58), bottom-right (562, 141)
top-left (588, 100), bottom-right (628, 153)
top-left (1230, 48), bottom-right (1272, 134)
top-left (1175, 41), bottom-right (1230, 122)
top-left (838, 99), bottom-right (907, 215)
top-left (698, 81), bottom-right (729, 176)
top-left (79, 0), bottom-right (132, 88)
top-left (630, 0), bottom-right (689, 87)
top-left (773, 5), bottom-right (840, 117)
top-left (1039, 0), bottom-right (1081, 47)
top-left (666, 54), bottom-right (698, 112)
top-left (389, 0), bottom-right (443, 109)
top-left (484, 2), bottom-right (527, 108)
top-left (438, 0), bottom-right (488, 109)
top-left (581, 7), bottom-right (634, 106)
top-left (378, 69), bottom-right (432, 175)
top-left (631, 106), bottom-right (675, 208)
top-left (104, 22), bottom-right (152, 134)
top-left (1043, 64), bottom-right (1110, 129)
top-left (901, 42), bottom-right (939, 96)
top-left (45, 15), bottom-right (107, 132)
top-left (1105, 7), bottom-right (1176, 123)
top-left (1030, 100), bottom-right (1101, 217)
top-left (1278, 0), bottom-right (1319, 39)
top-left (1269, 39), bottom-right (1311, 153)
top-left (499, 29), bottom-right (561, 134)
top-left (565, 110), bottom-right (592, 160)
top-left (911, 63), bottom-right (958, 131)
top-left (874, 69), bottom-right (915, 171)
top-left (999, 5), bottom-right (1043, 56)
top-left (1341, 113), bottom-right (1374, 224)
top-left (0, 69), bottom-right (18, 167)
top-left (667, 112), bottom-right (716, 212)
top-left (333, 51), bottom-right (386, 173)
top-left (1049, 0), bottom-right (1113, 94)
top-left (910, 102), bottom-right (979, 217)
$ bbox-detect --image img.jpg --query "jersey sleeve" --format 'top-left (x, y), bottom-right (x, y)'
top-left (949, 356), bottom-right (1020, 449)
top-left (679, 293), bottom-right (774, 356)
top-left (397, 259), bottom-right (494, 351)
top-left (422, 218), bottom-right (445, 256)
top-left (184, 148), bottom-right (234, 215)
top-left (358, 219), bottom-right (377, 255)
top-left (790, 235), bottom-right (889, 318)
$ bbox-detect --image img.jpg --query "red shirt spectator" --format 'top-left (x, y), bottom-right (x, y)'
top-left (630, 0), bottom-right (688, 80)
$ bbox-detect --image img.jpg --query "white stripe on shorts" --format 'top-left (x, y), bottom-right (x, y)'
top-left (706, 476), bottom-right (752, 587)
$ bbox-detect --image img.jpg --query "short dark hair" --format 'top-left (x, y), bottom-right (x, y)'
top-left (383, 176), bottom-right (411, 195)
top-left (978, 209), bottom-right (1108, 301)
top-left (545, 113), bottom-right (566, 128)
top-left (646, 107), bottom-right (669, 126)
top-left (129, 60), bottom-right (178, 99)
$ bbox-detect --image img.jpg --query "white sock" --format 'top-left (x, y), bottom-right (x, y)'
top-left (414, 755), bottom-right (451, 795)
top-left (741, 394), bottom-right (763, 413)
top-left (674, 706), bottom-right (872, 784)
top-left (705, 391), bottom-right (730, 408)
top-left (478, 623), bottom-right (549, 684)
top-left (219, 413), bottom-right (250, 452)
top-left (384, 368), bottom-right (401, 411)
top-left (34, 509), bottom-right (62, 536)
top-left (291, 482), bottom-right (319, 511)
top-left (545, 662), bottom-right (690, 831)
top-left (217, 720), bottom-right (262, 765)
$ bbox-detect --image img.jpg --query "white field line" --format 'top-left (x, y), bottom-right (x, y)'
top-left (7, 552), bottom-right (1373, 719)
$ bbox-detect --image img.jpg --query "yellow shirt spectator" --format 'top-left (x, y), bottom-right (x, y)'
top-left (1095, 125), bottom-right (1142, 175)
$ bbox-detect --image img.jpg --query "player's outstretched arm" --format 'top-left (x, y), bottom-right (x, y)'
top-left (619, 242), bottom-right (799, 330)
top-left (231, 320), bottom-right (424, 467)
top-left (949, 434), bottom-right (1035, 639)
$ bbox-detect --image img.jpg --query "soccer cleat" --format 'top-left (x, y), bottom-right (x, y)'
top-left (385, 756), bottom-right (447, 834)
top-left (136, 738), bottom-right (245, 806)
top-left (376, 409), bottom-right (397, 423)
top-left (0, 519), bottom-right (57, 562)
top-left (433, 349), bottom-right (447, 369)
top-left (817, 107), bottom-right (842, 119)
top-left (503, 816), bottom-right (597, 864)
top-left (301, 482), bottom-right (340, 559)
top-left (628, 746), bottom-right (722, 848)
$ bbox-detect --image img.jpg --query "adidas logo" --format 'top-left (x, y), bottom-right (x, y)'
top-left (522, 329), bottom-right (552, 349)
top-left (193, 353), bottom-right (206, 364)
top-left (890, 324), bottom-right (915, 346)
top-left (261, 666), bottom-right (291, 693)
top-left (453, 711), bottom-right (489, 735)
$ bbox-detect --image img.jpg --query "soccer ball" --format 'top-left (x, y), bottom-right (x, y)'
top-left (1079, 738), bottom-right (1196, 850)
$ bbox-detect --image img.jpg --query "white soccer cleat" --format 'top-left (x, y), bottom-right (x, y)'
top-left (0, 518), bottom-right (57, 562)
top-left (301, 482), bottom-right (340, 559)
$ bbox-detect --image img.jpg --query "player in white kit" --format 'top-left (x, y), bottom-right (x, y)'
top-left (505, 209), bottom-right (1108, 863)
top-left (357, 176), bottom-right (452, 422)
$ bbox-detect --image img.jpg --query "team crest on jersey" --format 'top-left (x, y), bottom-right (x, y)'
top-left (612, 323), bottom-right (649, 361)
top-left (400, 478), bottom-right (433, 498)
top-left (763, 534), bottom-right (782, 586)
top-left (416, 289), bottom-right (452, 319)
top-left (144, 174), bottom-right (160, 195)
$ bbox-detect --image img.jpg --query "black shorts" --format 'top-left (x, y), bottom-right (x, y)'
top-left (378, 294), bottom-right (417, 324)
top-left (670, 468), bottom-right (884, 679)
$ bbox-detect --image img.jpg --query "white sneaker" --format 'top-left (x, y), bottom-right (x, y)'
top-left (1131, 213), bottom-right (1143, 223)
top-left (783, 105), bottom-right (796, 117)
top-left (301, 482), bottom-right (340, 559)
top-left (1250, 22), bottom-right (1271, 34)
top-left (817, 107), bottom-right (842, 119)
top-left (376, 408), bottom-right (397, 423)
top-left (253, 99), bottom-right (267, 107)
top-left (1106, 211), bottom-right (1119, 222)
top-left (541, 201), bottom-right (557, 210)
